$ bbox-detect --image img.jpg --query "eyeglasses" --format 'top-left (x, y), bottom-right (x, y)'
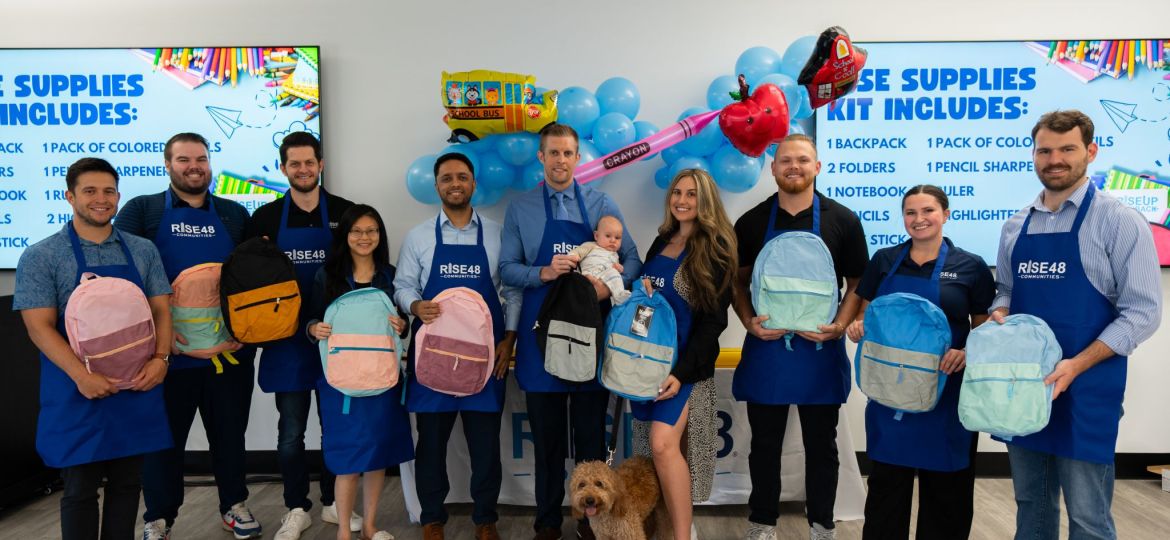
top-left (348, 228), bottom-right (380, 238)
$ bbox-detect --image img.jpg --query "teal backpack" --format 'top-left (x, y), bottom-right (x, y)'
top-left (958, 314), bottom-right (1062, 439)
top-left (320, 287), bottom-right (404, 414)
top-left (598, 280), bottom-right (678, 402)
top-left (855, 292), bottom-right (952, 420)
top-left (751, 231), bottom-right (838, 350)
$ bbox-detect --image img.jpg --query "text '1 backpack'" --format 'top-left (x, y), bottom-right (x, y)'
top-left (170, 263), bottom-right (238, 373)
top-left (221, 237), bottom-right (301, 344)
top-left (534, 272), bottom-right (603, 383)
top-left (959, 314), bottom-right (1062, 439)
top-left (321, 287), bottom-right (403, 414)
top-left (412, 287), bottom-right (496, 397)
top-left (599, 280), bottom-right (678, 401)
top-left (854, 292), bottom-right (952, 420)
top-left (751, 231), bottom-right (838, 350)
top-left (64, 272), bottom-right (156, 389)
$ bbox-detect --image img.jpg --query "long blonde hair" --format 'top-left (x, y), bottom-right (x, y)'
top-left (658, 169), bottom-right (738, 313)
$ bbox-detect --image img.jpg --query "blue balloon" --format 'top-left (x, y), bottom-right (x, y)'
top-left (706, 75), bottom-right (741, 110)
top-left (780, 36), bottom-right (817, 79)
top-left (477, 152), bottom-right (517, 190)
top-left (669, 156), bottom-right (711, 179)
top-left (660, 146), bottom-right (684, 165)
top-left (592, 112), bottom-right (636, 155)
top-left (444, 146), bottom-right (480, 179)
top-left (463, 136), bottom-right (496, 154)
top-left (735, 46), bottom-right (782, 87)
top-left (633, 121), bottom-right (660, 160)
top-left (595, 77), bottom-right (640, 120)
top-left (515, 159), bottom-right (545, 191)
top-left (471, 186), bottom-right (504, 207)
top-left (654, 165), bottom-right (674, 189)
top-left (495, 133), bottom-right (538, 167)
top-left (788, 120), bottom-right (807, 136)
top-left (557, 86), bottom-right (601, 139)
top-left (578, 139), bottom-right (602, 165)
top-left (765, 143), bottom-right (778, 157)
top-left (791, 86), bottom-right (815, 120)
top-left (405, 154), bottom-right (440, 205)
top-left (712, 144), bottom-right (764, 193)
top-left (676, 107), bottom-right (724, 157)
top-left (756, 73), bottom-right (804, 118)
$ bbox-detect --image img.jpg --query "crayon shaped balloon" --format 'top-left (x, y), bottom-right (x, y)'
top-left (576, 110), bottom-right (720, 184)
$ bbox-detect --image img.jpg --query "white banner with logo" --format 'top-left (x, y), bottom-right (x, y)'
top-left (400, 369), bottom-right (866, 523)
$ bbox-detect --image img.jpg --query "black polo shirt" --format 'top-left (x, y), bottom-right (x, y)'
top-left (245, 187), bottom-right (355, 242)
top-left (734, 190), bottom-right (869, 287)
top-left (856, 238), bottom-right (996, 348)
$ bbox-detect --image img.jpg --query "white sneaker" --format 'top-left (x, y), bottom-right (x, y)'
top-left (371, 532), bottom-right (395, 540)
top-left (275, 508), bottom-right (312, 540)
top-left (744, 522), bottom-right (776, 540)
top-left (222, 502), bottom-right (263, 539)
top-left (691, 522), bottom-right (699, 540)
top-left (810, 523), bottom-right (836, 540)
top-left (143, 519), bottom-right (170, 540)
top-left (320, 502), bottom-right (363, 532)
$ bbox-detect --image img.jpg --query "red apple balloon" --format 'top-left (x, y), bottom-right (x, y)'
top-left (718, 75), bottom-right (790, 158)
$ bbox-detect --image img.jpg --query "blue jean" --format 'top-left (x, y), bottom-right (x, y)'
top-left (1007, 445), bottom-right (1116, 540)
top-left (275, 390), bottom-right (336, 511)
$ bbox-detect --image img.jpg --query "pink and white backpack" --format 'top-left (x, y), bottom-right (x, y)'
top-left (412, 287), bottom-right (496, 396)
top-left (64, 272), bottom-right (156, 389)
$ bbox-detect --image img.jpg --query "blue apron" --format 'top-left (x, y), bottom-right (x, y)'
top-left (406, 214), bottom-right (507, 412)
top-left (865, 241), bottom-right (973, 472)
top-left (733, 194), bottom-right (850, 404)
top-left (36, 225), bottom-right (173, 468)
top-left (514, 183), bottom-right (605, 392)
top-left (259, 192), bottom-right (332, 392)
top-left (630, 249), bottom-right (694, 425)
top-left (317, 271), bottom-right (415, 474)
top-left (154, 190), bottom-right (251, 370)
top-left (999, 185), bottom-right (1125, 465)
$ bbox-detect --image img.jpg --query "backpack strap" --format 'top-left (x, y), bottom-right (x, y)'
top-left (606, 397), bottom-right (624, 465)
top-left (342, 395), bottom-right (352, 415)
top-left (209, 350), bottom-right (240, 375)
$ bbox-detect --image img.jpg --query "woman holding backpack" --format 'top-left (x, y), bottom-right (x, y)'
top-left (630, 169), bottom-right (737, 540)
top-left (845, 185), bottom-right (995, 539)
top-left (307, 205), bottom-right (412, 540)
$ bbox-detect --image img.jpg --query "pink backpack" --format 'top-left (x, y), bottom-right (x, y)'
top-left (171, 263), bottom-right (238, 373)
top-left (64, 272), bottom-right (156, 389)
top-left (413, 287), bottom-right (496, 396)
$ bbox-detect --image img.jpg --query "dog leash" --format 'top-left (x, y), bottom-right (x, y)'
top-left (606, 396), bottom-right (624, 465)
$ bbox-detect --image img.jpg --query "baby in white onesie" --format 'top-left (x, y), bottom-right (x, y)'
top-left (567, 215), bottom-right (631, 304)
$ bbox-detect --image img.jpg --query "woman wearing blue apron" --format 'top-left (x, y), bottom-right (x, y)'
top-left (846, 185), bottom-right (994, 539)
top-left (308, 205), bottom-right (413, 540)
top-left (631, 169), bottom-right (737, 540)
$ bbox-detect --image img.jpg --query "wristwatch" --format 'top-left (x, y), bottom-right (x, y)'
top-left (151, 353), bottom-right (170, 366)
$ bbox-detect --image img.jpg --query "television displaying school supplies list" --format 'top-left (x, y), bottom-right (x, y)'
top-left (816, 40), bottom-right (1170, 266)
top-left (0, 46), bottom-right (321, 269)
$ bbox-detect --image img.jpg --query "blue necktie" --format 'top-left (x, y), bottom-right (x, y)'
top-left (554, 192), bottom-right (569, 220)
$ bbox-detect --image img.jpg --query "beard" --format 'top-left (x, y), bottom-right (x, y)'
top-left (170, 171), bottom-right (210, 195)
top-left (1037, 162), bottom-right (1087, 192)
top-left (289, 178), bottom-right (318, 194)
top-left (777, 175), bottom-right (814, 194)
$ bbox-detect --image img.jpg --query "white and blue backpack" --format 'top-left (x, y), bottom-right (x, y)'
top-left (854, 292), bottom-right (952, 420)
top-left (320, 287), bottom-right (404, 414)
top-left (598, 280), bottom-right (677, 401)
top-left (959, 314), bottom-right (1061, 439)
top-left (751, 231), bottom-right (839, 349)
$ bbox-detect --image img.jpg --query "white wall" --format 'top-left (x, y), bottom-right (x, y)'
top-left (3, 0), bottom-right (1168, 452)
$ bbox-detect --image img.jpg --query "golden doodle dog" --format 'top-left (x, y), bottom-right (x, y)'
top-left (569, 456), bottom-right (673, 540)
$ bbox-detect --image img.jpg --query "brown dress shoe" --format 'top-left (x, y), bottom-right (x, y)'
top-left (576, 519), bottom-right (596, 540)
top-left (422, 522), bottom-right (444, 540)
top-left (533, 526), bottom-right (562, 540)
top-left (474, 523), bottom-right (501, 540)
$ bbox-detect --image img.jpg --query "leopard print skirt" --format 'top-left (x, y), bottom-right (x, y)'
top-left (631, 376), bottom-right (718, 502)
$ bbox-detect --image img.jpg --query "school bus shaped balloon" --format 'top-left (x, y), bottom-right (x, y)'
top-left (441, 70), bottom-right (558, 143)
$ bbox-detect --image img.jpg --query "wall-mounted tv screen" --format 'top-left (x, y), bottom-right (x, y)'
top-left (0, 46), bottom-right (321, 268)
top-left (817, 40), bottom-right (1170, 266)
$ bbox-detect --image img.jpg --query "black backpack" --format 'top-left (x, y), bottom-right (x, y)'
top-left (220, 237), bottom-right (301, 344)
top-left (534, 273), bottom-right (604, 383)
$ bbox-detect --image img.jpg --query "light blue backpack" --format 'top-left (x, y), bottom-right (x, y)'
top-left (854, 292), bottom-right (952, 420)
top-left (751, 231), bottom-right (839, 350)
top-left (598, 280), bottom-right (677, 402)
top-left (958, 314), bottom-right (1062, 439)
top-left (320, 287), bottom-right (404, 414)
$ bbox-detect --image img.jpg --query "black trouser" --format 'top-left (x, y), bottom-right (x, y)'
top-left (142, 362), bottom-right (254, 524)
top-left (525, 390), bottom-right (609, 531)
top-left (415, 410), bottom-right (504, 525)
top-left (861, 438), bottom-right (979, 540)
top-left (60, 455), bottom-right (143, 540)
top-left (275, 389), bottom-right (336, 511)
top-left (746, 403), bottom-right (840, 529)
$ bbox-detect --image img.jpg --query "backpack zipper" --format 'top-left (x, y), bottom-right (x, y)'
top-left (234, 292), bottom-right (299, 312)
top-left (329, 345), bottom-right (395, 354)
top-left (424, 347), bottom-right (488, 371)
top-left (606, 343), bottom-right (671, 365)
top-left (84, 334), bottom-right (154, 371)
top-left (862, 354), bottom-right (938, 383)
top-left (965, 376), bottom-right (1044, 400)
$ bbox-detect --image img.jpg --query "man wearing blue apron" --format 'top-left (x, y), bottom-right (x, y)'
top-left (394, 153), bottom-right (521, 540)
top-left (992, 111), bottom-right (1161, 540)
top-left (499, 124), bottom-right (642, 540)
top-left (245, 132), bottom-right (356, 539)
top-left (115, 133), bottom-right (261, 540)
top-left (731, 135), bottom-right (869, 540)
top-left (16, 158), bottom-right (174, 540)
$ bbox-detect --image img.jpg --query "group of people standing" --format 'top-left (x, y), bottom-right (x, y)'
top-left (14, 108), bottom-right (1160, 540)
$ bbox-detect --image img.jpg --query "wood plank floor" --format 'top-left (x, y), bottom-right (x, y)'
top-left (1, 476), bottom-right (1166, 539)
